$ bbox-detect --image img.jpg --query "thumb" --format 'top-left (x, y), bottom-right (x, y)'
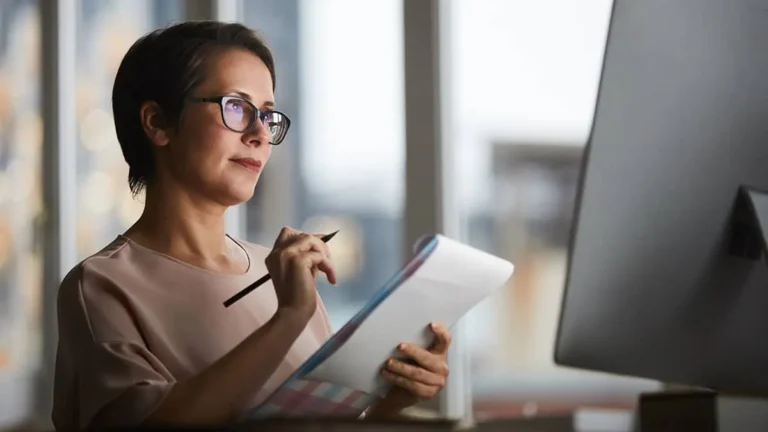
top-left (274, 226), bottom-right (301, 247)
top-left (428, 322), bottom-right (452, 354)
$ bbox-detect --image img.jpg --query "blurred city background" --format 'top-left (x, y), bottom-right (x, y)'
top-left (0, 0), bottom-right (659, 430)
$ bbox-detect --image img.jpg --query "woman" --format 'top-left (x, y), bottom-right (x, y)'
top-left (51, 21), bottom-right (452, 430)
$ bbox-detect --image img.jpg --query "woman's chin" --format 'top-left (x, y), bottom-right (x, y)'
top-left (213, 183), bottom-right (257, 207)
top-left (225, 188), bottom-right (256, 205)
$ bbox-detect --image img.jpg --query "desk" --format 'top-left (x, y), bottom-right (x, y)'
top-left (108, 418), bottom-right (460, 432)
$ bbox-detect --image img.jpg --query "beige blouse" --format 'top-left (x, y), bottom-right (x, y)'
top-left (51, 235), bottom-right (334, 430)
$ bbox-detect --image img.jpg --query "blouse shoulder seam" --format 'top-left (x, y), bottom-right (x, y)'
top-left (73, 239), bottom-right (133, 344)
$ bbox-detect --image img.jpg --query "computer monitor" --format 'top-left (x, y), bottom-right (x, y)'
top-left (554, 0), bottom-right (768, 395)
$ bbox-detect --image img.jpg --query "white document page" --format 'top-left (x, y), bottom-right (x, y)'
top-left (305, 234), bottom-right (514, 394)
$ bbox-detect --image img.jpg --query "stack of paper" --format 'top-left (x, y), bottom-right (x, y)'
top-left (247, 234), bottom-right (514, 419)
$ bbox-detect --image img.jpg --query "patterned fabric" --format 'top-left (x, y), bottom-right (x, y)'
top-left (249, 379), bottom-right (379, 418)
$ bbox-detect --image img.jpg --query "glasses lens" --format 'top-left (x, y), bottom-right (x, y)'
top-left (222, 98), bottom-right (255, 132)
top-left (263, 111), bottom-right (288, 144)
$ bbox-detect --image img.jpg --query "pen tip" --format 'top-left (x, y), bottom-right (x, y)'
top-left (324, 230), bottom-right (340, 241)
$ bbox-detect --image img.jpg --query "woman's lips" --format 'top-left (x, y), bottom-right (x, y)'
top-left (230, 157), bottom-right (262, 172)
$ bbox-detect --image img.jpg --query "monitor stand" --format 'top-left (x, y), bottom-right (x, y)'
top-left (634, 186), bottom-right (768, 431)
top-left (728, 186), bottom-right (768, 261)
top-left (637, 389), bottom-right (768, 432)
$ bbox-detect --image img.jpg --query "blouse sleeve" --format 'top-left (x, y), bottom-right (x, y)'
top-left (52, 264), bottom-right (176, 430)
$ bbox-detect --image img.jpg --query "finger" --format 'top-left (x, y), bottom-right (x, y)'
top-left (290, 233), bottom-right (332, 260)
top-left (428, 322), bottom-right (452, 354)
top-left (294, 250), bottom-right (337, 286)
top-left (381, 369), bottom-right (438, 400)
top-left (385, 358), bottom-right (446, 387)
top-left (274, 226), bottom-right (301, 248)
top-left (312, 233), bottom-right (333, 259)
top-left (398, 343), bottom-right (449, 377)
top-left (314, 254), bottom-right (337, 285)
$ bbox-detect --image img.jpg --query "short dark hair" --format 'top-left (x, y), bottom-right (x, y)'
top-left (112, 21), bottom-right (276, 196)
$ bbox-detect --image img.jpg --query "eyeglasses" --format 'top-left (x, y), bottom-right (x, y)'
top-left (191, 95), bottom-right (291, 145)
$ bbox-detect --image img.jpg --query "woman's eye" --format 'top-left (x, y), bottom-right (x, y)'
top-left (225, 101), bottom-right (245, 113)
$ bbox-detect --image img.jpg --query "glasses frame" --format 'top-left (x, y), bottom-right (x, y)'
top-left (192, 95), bottom-right (291, 145)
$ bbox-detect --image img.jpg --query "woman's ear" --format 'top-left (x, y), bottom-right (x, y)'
top-left (139, 101), bottom-right (172, 147)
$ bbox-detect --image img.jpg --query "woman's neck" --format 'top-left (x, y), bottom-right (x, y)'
top-left (125, 182), bottom-right (231, 264)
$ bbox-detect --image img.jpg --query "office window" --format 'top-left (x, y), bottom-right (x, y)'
top-left (0, 0), bottom-right (43, 373)
top-left (74, 0), bottom-right (184, 259)
top-left (444, 0), bottom-right (657, 419)
top-left (243, 0), bottom-right (405, 328)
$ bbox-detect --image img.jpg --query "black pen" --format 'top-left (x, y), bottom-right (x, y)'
top-left (223, 230), bottom-right (339, 307)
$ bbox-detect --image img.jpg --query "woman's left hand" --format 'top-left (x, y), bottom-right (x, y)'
top-left (367, 322), bottom-right (452, 418)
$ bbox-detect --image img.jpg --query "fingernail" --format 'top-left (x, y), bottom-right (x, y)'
top-left (399, 343), bottom-right (406, 350)
top-left (430, 322), bottom-right (438, 330)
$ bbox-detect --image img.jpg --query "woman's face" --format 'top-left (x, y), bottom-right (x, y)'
top-left (159, 48), bottom-right (276, 206)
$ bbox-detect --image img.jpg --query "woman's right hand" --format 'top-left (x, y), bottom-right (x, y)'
top-left (265, 226), bottom-right (337, 321)
top-left (144, 227), bottom-right (337, 427)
